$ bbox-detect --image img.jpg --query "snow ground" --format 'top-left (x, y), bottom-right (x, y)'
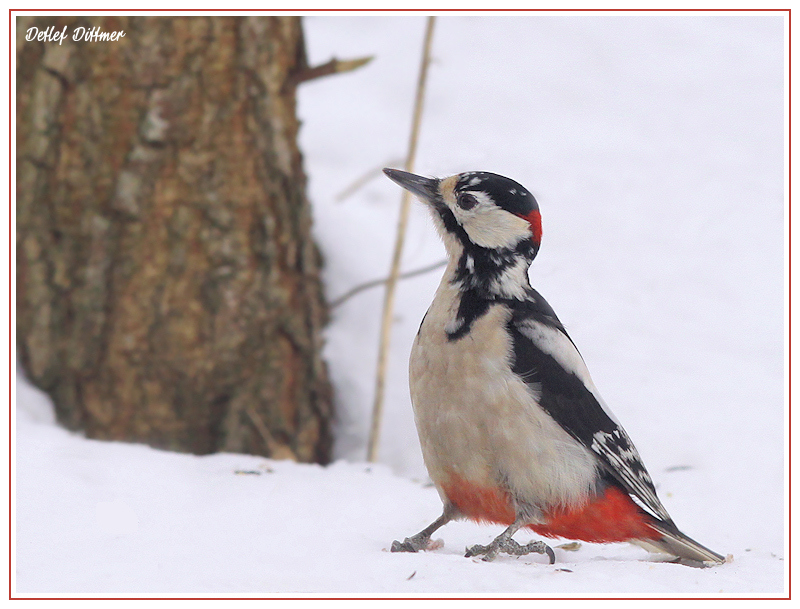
top-left (14, 14), bottom-right (787, 597)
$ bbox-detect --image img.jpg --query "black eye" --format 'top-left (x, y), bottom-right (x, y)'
top-left (457, 193), bottom-right (478, 210)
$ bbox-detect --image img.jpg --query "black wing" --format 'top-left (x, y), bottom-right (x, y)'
top-left (506, 290), bottom-right (673, 524)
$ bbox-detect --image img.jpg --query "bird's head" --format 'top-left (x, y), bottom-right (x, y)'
top-left (383, 168), bottom-right (542, 262)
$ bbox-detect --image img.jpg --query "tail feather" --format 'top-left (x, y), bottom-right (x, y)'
top-left (638, 521), bottom-right (726, 567)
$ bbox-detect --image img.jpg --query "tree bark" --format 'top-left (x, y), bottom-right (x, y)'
top-left (16, 16), bottom-right (333, 463)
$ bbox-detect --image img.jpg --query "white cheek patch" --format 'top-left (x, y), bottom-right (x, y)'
top-left (438, 176), bottom-right (532, 250)
top-left (460, 204), bottom-right (532, 249)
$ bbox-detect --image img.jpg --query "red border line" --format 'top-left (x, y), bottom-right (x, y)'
top-left (5, 7), bottom-right (796, 11)
top-left (7, 6), bottom-right (11, 602)
top-left (788, 7), bottom-right (792, 603)
top-left (8, 7), bottom-right (791, 602)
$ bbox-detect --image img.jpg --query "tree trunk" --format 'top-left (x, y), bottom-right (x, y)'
top-left (16, 16), bottom-right (333, 463)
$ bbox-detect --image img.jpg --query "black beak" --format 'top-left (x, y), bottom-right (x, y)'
top-left (383, 168), bottom-right (439, 203)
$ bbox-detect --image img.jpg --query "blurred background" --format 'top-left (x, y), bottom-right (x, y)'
top-left (15, 14), bottom-right (785, 592)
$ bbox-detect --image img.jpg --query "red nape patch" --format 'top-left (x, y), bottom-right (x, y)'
top-left (523, 210), bottom-right (542, 245)
top-left (530, 486), bottom-right (661, 543)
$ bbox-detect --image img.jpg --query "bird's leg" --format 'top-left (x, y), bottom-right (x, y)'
top-left (391, 508), bottom-right (454, 553)
top-left (465, 519), bottom-right (555, 564)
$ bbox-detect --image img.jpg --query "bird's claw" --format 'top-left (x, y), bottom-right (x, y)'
top-left (465, 542), bottom-right (495, 561)
top-left (466, 538), bottom-right (555, 564)
top-left (391, 537), bottom-right (422, 552)
top-left (392, 535), bottom-right (442, 553)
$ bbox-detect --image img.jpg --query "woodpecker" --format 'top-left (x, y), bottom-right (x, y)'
top-left (383, 167), bottom-right (725, 567)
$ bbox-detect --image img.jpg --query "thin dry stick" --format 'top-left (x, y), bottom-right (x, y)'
top-left (330, 259), bottom-right (447, 309)
top-left (367, 17), bottom-right (437, 463)
top-left (287, 56), bottom-right (374, 89)
top-left (336, 158), bottom-right (404, 203)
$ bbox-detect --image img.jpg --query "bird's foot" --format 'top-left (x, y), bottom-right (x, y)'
top-left (391, 510), bottom-right (453, 553)
top-left (466, 537), bottom-right (555, 564)
top-left (391, 534), bottom-right (443, 553)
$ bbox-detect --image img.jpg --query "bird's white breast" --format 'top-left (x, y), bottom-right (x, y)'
top-left (409, 276), bottom-right (598, 514)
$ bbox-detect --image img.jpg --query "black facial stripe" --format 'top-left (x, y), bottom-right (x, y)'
top-left (437, 203), bottom-right (465, 239)
top-left (445, 242), bottom-right (541, 343)
top-left (451, 239), bottom-right (535, 293)
top-left (446, 288), bottom-right (491, 342)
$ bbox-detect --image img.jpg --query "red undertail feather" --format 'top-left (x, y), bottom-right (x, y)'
top-left (443, 478), bottom-right (660, 544)
top-left (530, 486), bottom-right (660, 543)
